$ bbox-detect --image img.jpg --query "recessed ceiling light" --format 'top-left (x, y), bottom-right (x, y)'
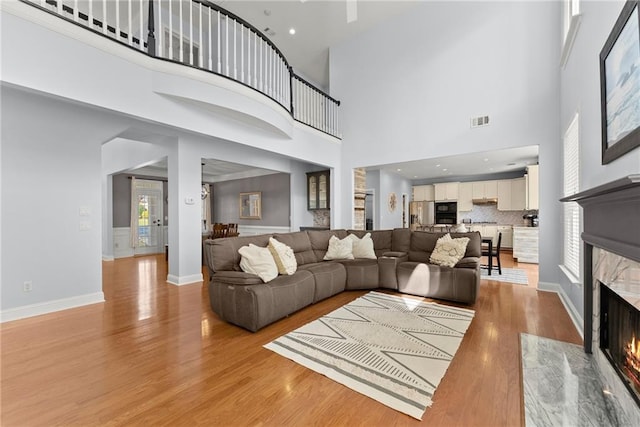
top-left (289, 28), bottom-right (296, 35)
top-left (484, 158), bottom-right (489, 162)
top-left (436, 164), bottom-right (441, 168)
top-left (442, 168), bottom-right (448, 172)
top-left (396, 168), bottom-right (402, 172)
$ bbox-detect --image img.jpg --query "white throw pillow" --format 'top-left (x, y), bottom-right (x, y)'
top-left (429, 233), bottom-right (470, 268)
top-left (268, 237), bottom-right (297, 275)
top-left (323, 235), bottom-right (354, 260)
top-left (346, 233), bottom-right (377, 259)
top-left (238, 244), bottom-right (278, 283)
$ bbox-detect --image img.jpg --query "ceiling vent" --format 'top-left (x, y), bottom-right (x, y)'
top-left (471, 115), bottom-right (490, 128)
top-left (263, 27), bottom-right (276, 37)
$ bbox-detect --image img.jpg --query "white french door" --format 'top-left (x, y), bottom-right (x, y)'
top-left (134, 181), bottom-right (164, 255)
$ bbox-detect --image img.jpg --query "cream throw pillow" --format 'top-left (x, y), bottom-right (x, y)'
top-left (429, 233), bottom-right (470, 268)
top-left (323, 235), bottom-right (354, 260)
top-left (346, 233), bottom-right (377, 259)
top-left (238, 244), bottom-right (278, 283)
top-left (268, 237), bottom-right (297, 275)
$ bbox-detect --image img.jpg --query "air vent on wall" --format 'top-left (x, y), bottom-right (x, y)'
top-left (471, 115), bottom-right (490, 128)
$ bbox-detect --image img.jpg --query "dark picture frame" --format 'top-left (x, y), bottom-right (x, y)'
top-left (600, 0), bottom-right (640, 164)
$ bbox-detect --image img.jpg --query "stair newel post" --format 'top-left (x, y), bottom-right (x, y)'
top-left (147, 0), bottom-right (156, 56)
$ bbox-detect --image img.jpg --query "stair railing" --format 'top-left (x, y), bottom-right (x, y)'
top-left (20, 0), bottom-right (341, 138)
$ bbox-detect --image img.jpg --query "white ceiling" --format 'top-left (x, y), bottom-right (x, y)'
top-left (372, 145), bottom-right (539, 182)
top-left (130, 158), bottom-right (280, 182)
top-left (128, 1), bottom-right (539, 185)
top-left (213, 0), bottom-right (420, 90)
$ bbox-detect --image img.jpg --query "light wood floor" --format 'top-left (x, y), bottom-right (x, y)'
top-left (1, 253), bottom-right (580, 426)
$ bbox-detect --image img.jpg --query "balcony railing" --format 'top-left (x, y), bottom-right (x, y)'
top-left (21, 0), bottom-right (341, 138)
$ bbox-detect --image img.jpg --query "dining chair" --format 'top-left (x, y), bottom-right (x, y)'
top-left (227, 223), bottom-right (238, 237)
top-left (482, 232), bottom-right (502, 275)
top-left (212, 223), bottom-right (228, 239)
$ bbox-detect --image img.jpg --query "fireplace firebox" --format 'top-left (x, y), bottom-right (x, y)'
top-left (600, 282), bottom-right (640, 407)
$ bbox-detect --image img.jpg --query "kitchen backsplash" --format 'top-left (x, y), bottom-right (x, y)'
top-left (458, 205), bottom-right (538, 225)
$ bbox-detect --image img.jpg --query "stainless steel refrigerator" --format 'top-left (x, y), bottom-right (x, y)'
top-left (409, 201), bottom-right (435, 230)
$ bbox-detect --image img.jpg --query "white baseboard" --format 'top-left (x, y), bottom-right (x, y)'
top-left (0, 292), bottom-right (105, 323)
top-left (538, 281), bottom-right (584, 339)
top-left (102, 255), bottom-right (115, 261)
top-left (167, 273), bottom-right (203, 286)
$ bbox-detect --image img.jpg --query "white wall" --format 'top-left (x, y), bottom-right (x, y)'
top-left (331, 1), bottom-right (562, 280)
top-left (0, 3), bottom-right (343, 316)
top-left (558, 0), bottom-right (640, 320)
top-left (1, 86), bottom-right (129, 317)
top-left (378, 170), bottom-right (412, 230)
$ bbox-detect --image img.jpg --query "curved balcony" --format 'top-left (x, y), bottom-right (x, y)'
top-left (21, 0), bottom-right (341, 138)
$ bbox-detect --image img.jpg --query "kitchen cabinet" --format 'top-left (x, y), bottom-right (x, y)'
top-left (498, 178), bottom-right (526, 211)
top-left (435, 182), bottom-right (459, 201)
top-left (307, 170), bottom-right (330, 210)
top-left (458, 182), bottom-right (473, 211)
top-left (472, 180), bottom-right (498, 200)
top-left (526, 165), bottom-right (539, 210)
top-left (497, 225), bottom-right (513, 248)
top-left (412, 185), bottom-right (434, 202)
top-left (513, 227), bottom-right (539, 263)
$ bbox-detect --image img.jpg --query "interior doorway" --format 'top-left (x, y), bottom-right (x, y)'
top-left (365, 189), bottom-right (375, 230)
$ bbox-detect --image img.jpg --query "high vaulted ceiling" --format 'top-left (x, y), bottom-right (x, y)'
top-left (213, 0), bottom-right (420, 91)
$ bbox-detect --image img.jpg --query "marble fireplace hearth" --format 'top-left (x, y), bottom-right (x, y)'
top-left (562, 174), bottom-right (640, 423)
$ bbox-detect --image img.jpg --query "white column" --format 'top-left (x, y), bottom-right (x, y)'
top-left (166, 140), bottom-right (204, 286)
top-left (102, 174), bottom-right (114, 261)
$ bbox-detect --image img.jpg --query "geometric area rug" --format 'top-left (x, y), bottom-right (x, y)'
top-left (264, 291), bottom-right (475, 419)
top-left (481, 268), bottom-right (529, 285)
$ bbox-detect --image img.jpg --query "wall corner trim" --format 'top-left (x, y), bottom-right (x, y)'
top-left (0, 292), bottom-right (105, 323)
top-left (538, 281), bottom-right (584, 338)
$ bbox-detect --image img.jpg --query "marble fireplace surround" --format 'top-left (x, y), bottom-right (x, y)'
top-left (563, 174), bottom-right (640, 422)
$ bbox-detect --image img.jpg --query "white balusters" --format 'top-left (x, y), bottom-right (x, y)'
top-left (217, 11), bottom-right (221, 73)
top-left (21, 0), bottom-right (341, 137)
top-left (208, 7), bottom-right (213, 71)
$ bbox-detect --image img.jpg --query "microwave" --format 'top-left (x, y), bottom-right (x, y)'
top-left (435, 202), bottom-right (457, 213)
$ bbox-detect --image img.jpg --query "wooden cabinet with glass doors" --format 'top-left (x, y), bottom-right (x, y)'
top-left (307, 170), bottom-right (330, 210)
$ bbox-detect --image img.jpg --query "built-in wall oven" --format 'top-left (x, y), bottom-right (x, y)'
top-left (435, 202), bottom-right (458, 224)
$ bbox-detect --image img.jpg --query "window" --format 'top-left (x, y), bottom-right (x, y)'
top-left (563, 113), bottom-right (580, 279)
top-left (560, 0), bottom-right (581, 67)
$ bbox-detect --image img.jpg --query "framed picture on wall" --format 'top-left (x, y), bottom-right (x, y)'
top-left (239, 192), bottom-right (261, 219)
top-left (600, 0), bottom-right (640, 164)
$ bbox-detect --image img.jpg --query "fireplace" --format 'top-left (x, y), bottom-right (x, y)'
top-left (600, 282), bottom-right (640, 406)
top-left (562, 174), bottom-right (640, 421)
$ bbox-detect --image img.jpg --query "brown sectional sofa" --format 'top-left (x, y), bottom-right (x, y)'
top-left (204, 228), bottom-right (481, 332)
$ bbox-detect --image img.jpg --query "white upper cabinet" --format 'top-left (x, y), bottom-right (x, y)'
top-left (497, 178), bottom-right (526, 211)
top-left (458, 182), bottom-right (473, 211)
top-left (412, 185), bottom-right (435, 201)
top-left (435, 182), bottom-right (459, 201)
top-left (472, 180), bottom-right (498, 200)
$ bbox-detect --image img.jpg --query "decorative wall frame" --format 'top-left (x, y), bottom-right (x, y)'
top-left (239, 192), bottom-right (261, 219)
top-left (600, 0), bottom-right (640, 164)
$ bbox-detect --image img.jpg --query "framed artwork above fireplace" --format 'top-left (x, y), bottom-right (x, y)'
top-left (600, 0), bottom-right (640, 164)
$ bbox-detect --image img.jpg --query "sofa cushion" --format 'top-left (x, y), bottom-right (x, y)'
top-left (207, 234), bottom-right (271, 272)
top-left (272, 231), bottom-right (317, 265)
top-left (429, 234), bottom-right (470, 268)
top-left (238, 244), bottom-right (278, 283)
top-left (408, 231), bottom-right (439, 262)
top-left (307, 229), bottom-right (348, 261)
top-left (392, 228), bottom-right (411, 253)
top-left (346, 232), bottom-right (377, 259)
top-left (335, 259), bottom-right (379, 290)
top-left (396, 261), bottom-right (480, 304)
top-left (348, 229), bottom-right (393, 257)
top-left (324, 235), bottom-right (355, 260)
top-left (268, 237), bottom-right (298, 275)
top-left (298, 262), bottom-right (347, 303)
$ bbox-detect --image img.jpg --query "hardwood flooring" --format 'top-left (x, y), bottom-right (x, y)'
top-left (1, 254), bottom-right (581, 426)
